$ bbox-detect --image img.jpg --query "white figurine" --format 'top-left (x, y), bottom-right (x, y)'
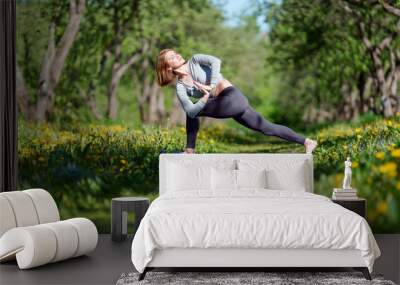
top-left (342, 157), bottom-right (352, 190)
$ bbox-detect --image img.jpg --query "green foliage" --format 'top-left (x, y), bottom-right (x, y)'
top-left (17, 121), bottom-right (249, 205)
top-left (15, 0), bottom-right (400, 235)
top-left (313, 115), bottom-right (400, 233)
top-left (265, 0), bottom-right (400, 127)
top-left (18, 114), bottom-right (400, 233)
top-left (16, 1), bottom-right (58, 93)
top-left (354, 143), bottom-right (400, 232)
top-left (313, 117), bottom-right (399, 176)
top-left (17, 0), bottom-right (273, 125)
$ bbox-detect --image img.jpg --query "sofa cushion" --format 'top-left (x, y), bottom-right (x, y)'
top-left (0, 189), bottom-right (60, 239)
top-left (0, 218), bottom-right (98, 269)
top-left (24, 189), bottom-right (60, 223)
top-left (0, 196), bottom-right (17, 238)
top-left (0, 191), bottom-right (39, 228)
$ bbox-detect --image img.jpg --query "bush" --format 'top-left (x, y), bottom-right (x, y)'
top-left (18, 122), bottom-right (248, 215)
top-left (18, 114), bottom-right (400, 233)
top-left (313, 116), bottom-right (400, 233)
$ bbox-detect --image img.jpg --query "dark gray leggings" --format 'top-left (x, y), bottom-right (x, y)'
top-left (186, 86), bottom-right (306, 149)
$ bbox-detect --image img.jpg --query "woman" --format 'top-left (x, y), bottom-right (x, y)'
top-left (155, 49), bottom-right (318, 154)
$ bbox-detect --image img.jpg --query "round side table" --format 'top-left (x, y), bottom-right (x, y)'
top-left (111, 197), bottom-right (150, 242)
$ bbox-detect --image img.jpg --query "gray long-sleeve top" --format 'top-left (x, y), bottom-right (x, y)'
top-left (175, 53), bottom-right (224, 118)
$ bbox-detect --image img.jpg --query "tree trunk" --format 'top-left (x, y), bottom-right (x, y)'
top-left (107, 64), bottom-right (120, 119)
top-left (388, 51), bottom-right (400, 113)
top-left (357, 73), bottom-right (366, 115)
top-left (35, 0), bottom-right (86, 122)
top-left (36, 22), bottom-right (56, 122)
top-left (339, 2), bottom-right (399, 117)
top-left (362, 76), bottom-right (373, 113)
top-left (132, 51), bottom-right (162, 124)
top-left (16, 64), bottom-right (34, 121)
top-left (339, 81), bottom-right (352, 120)
top-left (106, 43), bottom-right (146, 119)
top-left (146, 81), bottom-right (166, 124)
top-left (371, 49), bottom-right (394, 117)
top-left (132, 68), bottom-right (147, 123)
top-left (148, 82), bottom-right (161, 123)
top-left (156, 88), bottom-right (166, 123)
top-left (81, 52), bottom-right (109, 120)
top-left (169, 94), bottom-right (185, 125)
top-left (79, 89), bottom-right (102, 120)
top-left (138, 59), bottom-right (151, 123)
top-left (356, 19), bottom-right (398, 117)
top-left (350, 84), bottom-right (359, 120)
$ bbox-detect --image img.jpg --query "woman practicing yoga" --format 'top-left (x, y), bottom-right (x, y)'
top-left (155, 49), bottom-right (318, 154)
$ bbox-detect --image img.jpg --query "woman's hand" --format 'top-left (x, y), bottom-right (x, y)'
top-left (193, 81), bottom-right (212, 92)
top-left (193, 80), bottom-right (211, 103)
top-left (196, 85), bottom-right (210, 96)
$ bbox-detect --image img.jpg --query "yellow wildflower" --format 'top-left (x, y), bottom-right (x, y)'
top-left (355, 128), bottom-right (362, 134)
top-left (375, 152), bottom-right (385, 160)
top-left (120, 159), bottom-right (128, 165)
top-left (376, 201), bottom-right (388, 214)
top-left (334, 173), bottom-right (344, 186)
top-left (390, 149), bottom-right (400, 158)
top-left (378, 162), bottom-right (397, 178)
top-left (109, 125), bottom-right (127, 132)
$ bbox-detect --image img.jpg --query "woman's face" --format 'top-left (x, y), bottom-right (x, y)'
top-left (165, 50), bottom-right (185, 70)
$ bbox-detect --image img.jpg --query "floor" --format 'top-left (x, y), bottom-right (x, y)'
top-left (0, 234), bottom-right (135, 285)
top-left (0, 234), bottom-right (399, 285)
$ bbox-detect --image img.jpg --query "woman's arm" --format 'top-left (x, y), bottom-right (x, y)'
top-left (176, 83), bottom-right (209, 118)
top-left (191, 53), bottom-right (221, 88)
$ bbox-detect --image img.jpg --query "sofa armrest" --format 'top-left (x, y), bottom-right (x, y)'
top-left (0, 225), bottom-right (57, 268)
top-left (0, 218), bottom-right (98, 269)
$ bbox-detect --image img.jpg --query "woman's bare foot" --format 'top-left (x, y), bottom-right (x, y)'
top-left (304, 138), bottom-right (318, 154)
top-left (184, 148), bottom-right (195, 154)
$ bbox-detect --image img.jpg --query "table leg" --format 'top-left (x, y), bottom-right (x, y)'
top-left (111, 201), bottom-right (123, 242)
top-left (121, 210), bottom-right (128, 240)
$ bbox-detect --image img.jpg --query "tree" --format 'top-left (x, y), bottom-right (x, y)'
top-left (265, 0), bottom-right (400, 125)
top-left (16, 0), bottom-right (270, 126)
top-left (16, 0), bottom-right (86, 122)
top-left (338, 0), bottom-right (400, 117)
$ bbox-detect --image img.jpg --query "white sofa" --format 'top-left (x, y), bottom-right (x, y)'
top-left (0, 188), bottom-right (98, 269)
